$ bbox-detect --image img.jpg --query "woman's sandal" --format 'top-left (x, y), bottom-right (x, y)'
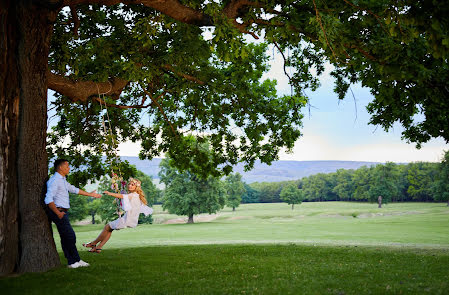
top-left (88, 247), bottom-right (102, 253)
top-left (82, 242), bottom-right (96, 248)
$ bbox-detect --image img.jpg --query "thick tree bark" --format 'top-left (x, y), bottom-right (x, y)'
top-left (187, 214), bottom-right (194, 224)
top-left (16, 0), bottom-right (61, 273)
top-left (0, 0), bottom-right (20, 275)
top-left (0, 0), bottom-right (61, 275)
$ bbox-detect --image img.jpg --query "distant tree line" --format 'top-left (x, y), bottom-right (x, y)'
top-left (246, 151), bottom-right (449, 205)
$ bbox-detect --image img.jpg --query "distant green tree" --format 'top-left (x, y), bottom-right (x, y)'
top-left (251, 182), bottom-right (283, 203)
top-left (280, 183), bottom-right (304, 210)
top-left (301, 173), bottom-right (337, 202)
top-left (241, 183), bottom-right (260, 203)
top-left (434, 151), bottom-right (449, 206)
top-left (86, 198), bottom-right (102, 224)
top-left (352, 166), bottom-right (373, 201)
top-left (97, 176), bottom-right (120, 223)
top-left (407, 162), bottom-right (439, 202)
top-left (159, 158), bottom-right (226, 223)
top-left (333, 169), bottom-right (355, 201)
top-left (225, 173), bottom-right (246, 211)
top-left (368, 163), bottom-right (399, 207)
top-left (68, 193), bottom-right (88, 222)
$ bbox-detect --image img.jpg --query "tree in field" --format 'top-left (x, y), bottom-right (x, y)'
top-left (368, 163), bottom-right (399, 207)
top-left (224, 173), bottom-right (246, 211)
top-left (241, 183), bottom-right (260, 204)
top-left (86, 198), bottom-right (102, 224)
top-left (2, 0), bottom-right (449, 275)
top-left (332, 169), bottom-right (355, 201)
top-left (251, 182), bottom-right (283, 203)
top-left (352, 166), bottom-right (373, 202)
top-left (159, 158), bottom-right (225, 223)
top-left (280, 183), bottom-right (304, 210)
top-left (68, 193), bottom-right (88, 222)
top-left (433, 151), bottom-right (449, 206)
top-left (406, 162), bottom-right (439, 202)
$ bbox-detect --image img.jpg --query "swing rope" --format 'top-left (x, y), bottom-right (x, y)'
top-left (96, 83), bottom-right (125, 217)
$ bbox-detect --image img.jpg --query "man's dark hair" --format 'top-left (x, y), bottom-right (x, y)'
top-left (54, 159), bottom-right (69, 172)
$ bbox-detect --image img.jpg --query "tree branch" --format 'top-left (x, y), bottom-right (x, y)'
top-left (141, 87), bottom-right (177, 136)
top-left (69, 4), bottom-right (80, 36)
top-left (65, 0), bottom-right (212, 26)
top-left (92, 96), bottom-right (151, 109)
top-left (47, 71), bottom-right (129, 102)
top-left (161, 65), bottom-right (205, 85)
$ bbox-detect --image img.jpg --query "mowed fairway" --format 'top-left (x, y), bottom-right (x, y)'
top-left (2, 202), bottom-right (449, 295)
top-left (76, 202), bottom-right (449, 248)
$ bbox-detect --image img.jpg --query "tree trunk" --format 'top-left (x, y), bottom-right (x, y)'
top-left (291, 204), bottom-right (294, 210)
top-left (91, 212), bottom-right (96, 224)
top-left (0, 0), bottom-right (61, 275)
top-left (187, 214), bottom-right (194, 224)
top-left (232, 207), bottom-right (235, 211)
top-left (0, 0), bottom-right (20, 275)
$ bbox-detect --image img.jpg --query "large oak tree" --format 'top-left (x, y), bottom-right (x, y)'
top-left (1, 0), bottom-right (448, 275)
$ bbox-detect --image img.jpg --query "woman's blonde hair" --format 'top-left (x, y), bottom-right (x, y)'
top-left (129, 177), bottom-right (147, 205)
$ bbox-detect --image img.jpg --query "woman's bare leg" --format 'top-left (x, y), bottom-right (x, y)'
top-left (96, 224), bottom-right (113, 249)
top-left (89, 224), bottom-right (111, 246)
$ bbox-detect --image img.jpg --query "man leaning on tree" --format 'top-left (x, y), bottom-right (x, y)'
top-left (45, 159), bottom-right (102, 269)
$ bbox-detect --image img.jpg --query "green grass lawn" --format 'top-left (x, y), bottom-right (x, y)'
top-left (2, 202), bottom-right (449, 294)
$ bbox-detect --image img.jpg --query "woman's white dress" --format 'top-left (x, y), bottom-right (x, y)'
top-left (108, 192), bottom-right (153, 230)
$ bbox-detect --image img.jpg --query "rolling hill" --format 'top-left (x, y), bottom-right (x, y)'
top-left (120, 156), bottom-right (378, 183)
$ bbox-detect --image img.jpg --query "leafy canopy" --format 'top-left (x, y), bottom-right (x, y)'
top-left (47, 1), bottom-right (449, 183)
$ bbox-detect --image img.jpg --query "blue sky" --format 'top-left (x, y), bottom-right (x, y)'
top-left (263, 50), bottom-right (448, 163)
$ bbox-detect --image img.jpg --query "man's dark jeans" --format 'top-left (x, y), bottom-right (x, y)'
top-left (47, 209), bottom-right (80, 265)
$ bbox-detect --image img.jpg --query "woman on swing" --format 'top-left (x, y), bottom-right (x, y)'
top-left (83, 177), bottom-right (152, 253)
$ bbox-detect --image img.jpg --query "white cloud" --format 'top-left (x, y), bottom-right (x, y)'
top-left (279, 135), bottom-right (447, 163)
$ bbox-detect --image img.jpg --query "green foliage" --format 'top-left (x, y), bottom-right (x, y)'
top-left (279, 183), bottom-right (304, 209)
top-left (433, 151), bottom-right (449, 204)
top-left (250, 181), bottom-right (283, 203)
top-left (159, 158), bottom-right (226, 222)
top-left (48, 4), bottom-right (306, 182)
top-left (241, 183), bottom-right (260, 203)
top-left (224, 173), bottom-right (246, 210)
top-left (68, 193), bottom-right (88, 222)
top-left (97, 176), bottom-right (120, 223)
top-left (46, 2), bottom-right (449, 185)
top-left (86, 198), bottom-right (102, 224)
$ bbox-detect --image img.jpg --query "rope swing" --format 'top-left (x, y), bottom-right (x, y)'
top-left (96, 83), bottom-right (125, 218)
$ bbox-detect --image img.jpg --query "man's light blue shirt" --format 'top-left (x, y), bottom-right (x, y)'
top-left (44, 172), bottom-right (80, 209)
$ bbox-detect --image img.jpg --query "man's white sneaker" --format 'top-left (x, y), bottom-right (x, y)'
top-left (78, 260), bottom-right (90, 267)
top-left (68, 262), bottom-right (81, 269)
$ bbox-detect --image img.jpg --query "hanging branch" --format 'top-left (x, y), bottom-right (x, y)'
top-left (312, 0), bottom-right (340, 63)
top-left (273, 42), bottom-right (292, 82)
top-left (141, 87), bottom-right (177, 136)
